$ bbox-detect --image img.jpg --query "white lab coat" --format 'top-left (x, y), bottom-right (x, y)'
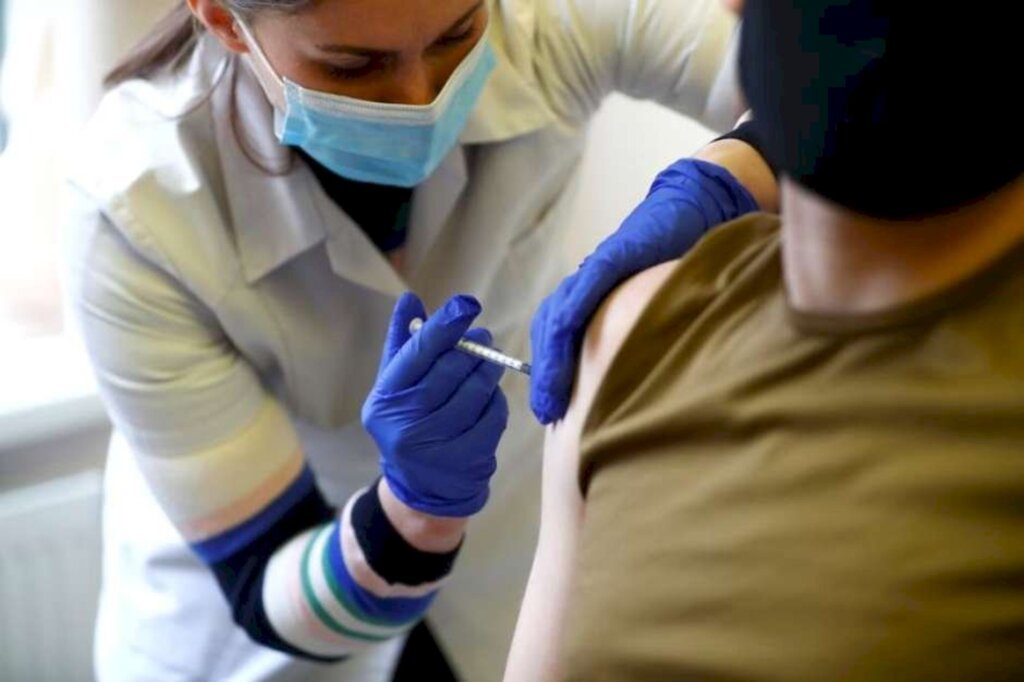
top-left (65, 1), bottom-right (742, 680)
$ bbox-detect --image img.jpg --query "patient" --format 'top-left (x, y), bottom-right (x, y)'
top-left (506, 2), bottom-right (1024, 680)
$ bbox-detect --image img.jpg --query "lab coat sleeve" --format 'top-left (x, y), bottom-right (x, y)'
top-left (526, 0), bottom-right (743, 131)
top-left (64, 194), bottom-right (454, 660)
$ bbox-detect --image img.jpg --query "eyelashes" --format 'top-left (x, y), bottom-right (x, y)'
top-left (320, 17), bottom-right (480, 81)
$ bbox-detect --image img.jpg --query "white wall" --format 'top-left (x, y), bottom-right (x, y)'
top-left (567, 94), bottom-right (717, 263)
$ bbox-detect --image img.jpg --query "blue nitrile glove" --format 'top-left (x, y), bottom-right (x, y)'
top-left (530, 158), bottom-right (760, 424)
top-left (362, 292), bottom-right (509, 517)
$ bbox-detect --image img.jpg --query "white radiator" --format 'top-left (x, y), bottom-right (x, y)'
top-left (0, 471), bottom-right (103, 682)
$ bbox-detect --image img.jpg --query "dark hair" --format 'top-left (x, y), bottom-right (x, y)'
top-left (103, 0), bottom-right (314, 89)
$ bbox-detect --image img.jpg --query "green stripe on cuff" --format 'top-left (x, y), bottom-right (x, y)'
top-left (320, 524), bottom-right (422, 630)
top-left (300, 526), bottom-right (391, 642)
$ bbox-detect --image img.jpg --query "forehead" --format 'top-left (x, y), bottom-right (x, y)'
top-left (258, 0), bottom-right (484, 50)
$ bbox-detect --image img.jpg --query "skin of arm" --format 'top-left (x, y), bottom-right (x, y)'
top-left (379, 477), bottom-right (467, 552)
top-left (696, 137), bottom-right (779, 213)
top-left (505, 259), bottom-right (683, 682)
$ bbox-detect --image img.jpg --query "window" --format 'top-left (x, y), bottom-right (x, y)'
top-left (0, 0), bottom-right (64, 339)
top-left (0, 0), bottom-right (171, 445)
top-left (0, 0), bottom-right (8, 153)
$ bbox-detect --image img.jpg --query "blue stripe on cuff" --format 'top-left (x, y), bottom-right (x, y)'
top-left (191, 466), bottom-right (317, 563)
top-left (326, 521), bottom-right (437, 626)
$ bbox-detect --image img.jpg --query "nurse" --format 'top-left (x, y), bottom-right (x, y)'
top-left (65, 0), bottom-right (775, 680)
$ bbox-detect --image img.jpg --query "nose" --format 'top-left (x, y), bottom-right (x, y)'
top-left (385, 62), bottom-right (443, 106)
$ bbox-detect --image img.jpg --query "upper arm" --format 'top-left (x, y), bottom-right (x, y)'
top-left (695, 136), bottom-right (780, 213)
top-left (65, 197), bottom-right (301, 529)
top-left (66, 200), bottom-right (338, 656)
top-left (531, 0), bottom-right (742, 129)
top-left (505, 259), bottom-right (681, 681)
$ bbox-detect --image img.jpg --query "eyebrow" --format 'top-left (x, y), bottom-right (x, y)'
top-left (315, 1), bottom-right (485, 56)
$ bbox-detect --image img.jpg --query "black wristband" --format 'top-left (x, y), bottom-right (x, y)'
top-left (713, 119), bottom-right (780, 178)
top-left (351, 481), bottom-right (462, 586)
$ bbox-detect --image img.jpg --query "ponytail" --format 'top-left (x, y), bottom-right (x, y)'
top-left (103, 3), bottom-right (199, 89)
top-left (103, 1), bottom-right (314, 89)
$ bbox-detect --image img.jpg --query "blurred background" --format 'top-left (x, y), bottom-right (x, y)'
top-left (0, 1), bottom-right (717, 679)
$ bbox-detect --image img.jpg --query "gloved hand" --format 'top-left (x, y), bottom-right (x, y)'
top-left (530, 158), bottom-right (759, 424)
top-left (363, 292), bottom-right (509, 517)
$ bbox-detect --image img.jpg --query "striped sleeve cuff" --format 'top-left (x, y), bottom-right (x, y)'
top-left (260, 486), bottom-right (457, 658)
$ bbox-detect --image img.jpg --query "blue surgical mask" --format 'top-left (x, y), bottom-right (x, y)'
top-left (237, 20), bottom-right (496, 187)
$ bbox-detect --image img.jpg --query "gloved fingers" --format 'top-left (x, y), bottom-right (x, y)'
top-left (405, 326), bottom-right (494, 409)
top-left (530, 349), bottom-right (576, 424)
top-left (376, 294), bottom-right (481, 394)
top-left (694, 159), bottom-right (761, 215)
top-left (534, 257), bottom-right (645, 423)
top-left (655, 166), bottom-right (727, 224)
top-left (529, 262), bottom-right (643, 424)
top-left (448, 388), bottom-right (508, 464)
top-left (529, 267), bottom-right (612, 424)
top-left (378, 292), bottom-right (427, 378)
top-left (463, 327), bottom-right (493, 346)
top-left (423, 327), bottom-right (493, 389)
top-left (651, 159), bottom-right (760, 222)
top-left (615, 196), bottom-right (704, 257)
top-left (387, 387), bottom-right (506, 518)
top-left (421, 327), bottom-right (493, 382)
top-left (430, 360), bottom-right (505, 434)
top-left (529, 286), bottom-right (573, 424)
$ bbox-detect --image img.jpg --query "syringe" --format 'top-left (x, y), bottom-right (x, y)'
top-left (408, 318), bottom-right (532, 376)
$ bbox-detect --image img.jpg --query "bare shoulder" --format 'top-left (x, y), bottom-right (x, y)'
top-left (573, 259), bottom-right (682, 409)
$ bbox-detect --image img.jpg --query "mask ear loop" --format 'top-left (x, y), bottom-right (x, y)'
top-left (233, 15), bottom-right (288, 112)
top-left (229, 15), bottom-right (296, 176)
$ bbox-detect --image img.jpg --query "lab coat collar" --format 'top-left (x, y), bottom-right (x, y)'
top-left (211, 46), bottom-right (326, 285)
top-left (320, 146), bottom-right (468, 297)
top-left (402, 146), bottom-right (468, 278)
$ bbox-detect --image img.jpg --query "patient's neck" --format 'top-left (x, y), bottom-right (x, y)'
top-left (782, 177), bottom-right (1024, 315)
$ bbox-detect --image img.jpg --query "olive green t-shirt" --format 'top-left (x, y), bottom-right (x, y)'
top-left (566, 214), bottom-right (1024, 681)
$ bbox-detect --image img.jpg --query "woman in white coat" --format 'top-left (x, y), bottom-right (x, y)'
top-left (65, 0), bottom-right (775, 680)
